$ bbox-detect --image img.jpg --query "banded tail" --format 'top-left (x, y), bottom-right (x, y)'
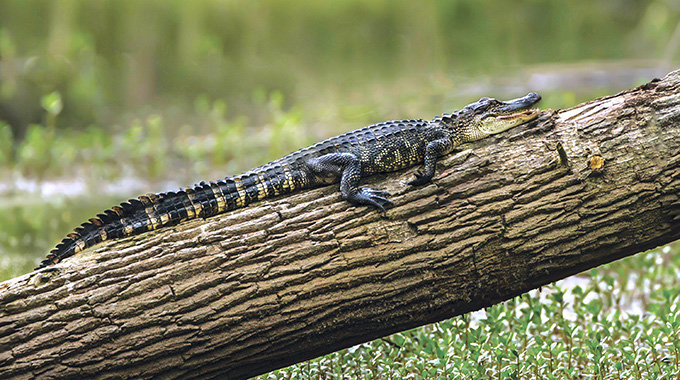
top-left (38, 165), bottom-right (308, 269)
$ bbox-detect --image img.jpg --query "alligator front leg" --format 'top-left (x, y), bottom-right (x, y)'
top-left (307, 153), bottom-right (393, 212)
top-left (408, 137), bottom-right (455, 186)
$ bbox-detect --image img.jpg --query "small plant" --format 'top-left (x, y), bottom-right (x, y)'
top-left (0, 121), bottom-right (13, 166)
top-left (41, 91), bottom-right (63, 129)
top-left (267, 90), bottom-right (308, 160)
top-left (17, 124), bottom-right (55, 179)
top-left (121, 115), bottom-right (168, 179)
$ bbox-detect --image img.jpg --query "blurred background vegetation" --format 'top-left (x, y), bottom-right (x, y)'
top-left (0, 0), bottom-right (678, 183)
top-left (1, 0), bottom-right (680, 377)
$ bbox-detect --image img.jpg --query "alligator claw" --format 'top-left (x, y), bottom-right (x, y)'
top-left (363, 188), bottom-right (391, 197)
top-left (407, 170), bottom-right (431, 186)
top-left (350, 187), bottom-right (394, 212)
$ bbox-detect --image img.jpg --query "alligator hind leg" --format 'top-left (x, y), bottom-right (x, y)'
top-left (307, 153), bottom-right (393, 212)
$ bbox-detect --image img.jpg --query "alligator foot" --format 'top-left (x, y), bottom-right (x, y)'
top-left (348, 187), bottom-right (393, 212)
top-left (407, 170), bottom-right (432, 186)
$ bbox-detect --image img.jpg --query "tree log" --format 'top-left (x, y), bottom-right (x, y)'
top-left (2, 70), bottom-right (680, 380)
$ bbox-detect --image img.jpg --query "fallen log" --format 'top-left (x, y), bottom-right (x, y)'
top-left (1, 70), bottom-right (680, 380)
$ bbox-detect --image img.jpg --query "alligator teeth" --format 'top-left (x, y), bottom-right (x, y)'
top-left (496, 109), bottom-right (540, 120)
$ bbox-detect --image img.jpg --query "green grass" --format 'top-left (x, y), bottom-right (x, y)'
top-left (258, 244), bottom-right (680, 379)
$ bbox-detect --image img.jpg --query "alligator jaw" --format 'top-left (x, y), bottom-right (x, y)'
top-left (496, 109), bottom-right (540, 120)
top-left (477, 93), bottom-right (542, 134)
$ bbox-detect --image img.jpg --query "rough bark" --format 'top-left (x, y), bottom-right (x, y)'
top-left (2, 70), bottom-right (680, 380)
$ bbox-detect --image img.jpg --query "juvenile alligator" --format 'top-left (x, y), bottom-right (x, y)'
top-left (38, 93), bottom-right (541, 268)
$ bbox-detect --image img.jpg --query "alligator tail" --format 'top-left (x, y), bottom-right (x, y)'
top-left (38, 166), bottom-right (306, 269)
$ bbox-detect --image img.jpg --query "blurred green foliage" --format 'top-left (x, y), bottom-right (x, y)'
top-left (0, 121), bottom-right (12, 165)
top-left (0, 0), bottom-right (677, 181)
top-left (0, 194), bottom-right (116, 279)
top-left (17, 123), bottom-right (55, 178)
top-left (0, 0), bottom-right (677, 139)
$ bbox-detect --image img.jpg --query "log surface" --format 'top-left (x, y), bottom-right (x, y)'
top-left (1, 71), bottom-right (680, 380)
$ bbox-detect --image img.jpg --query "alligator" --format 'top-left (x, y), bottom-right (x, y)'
top-left (38, 92), bottom-right (541, 269)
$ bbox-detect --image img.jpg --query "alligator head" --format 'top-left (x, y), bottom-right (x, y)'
top-left (464, 92), bottom-right (542, 136)
top-left (443, 92), bottom-right (542, 140)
